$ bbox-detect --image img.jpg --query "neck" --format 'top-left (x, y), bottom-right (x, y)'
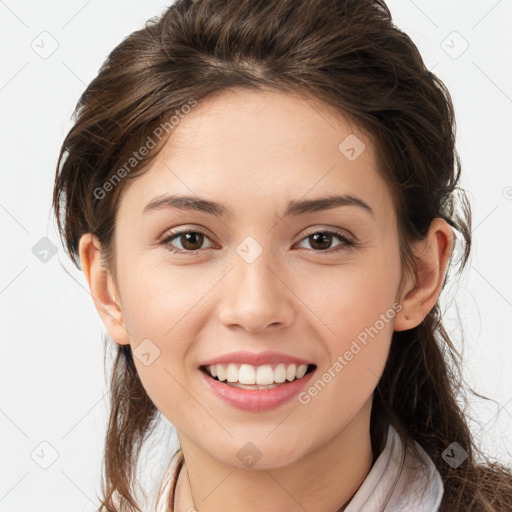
top-left (175, 398), bottom-right (375, 512)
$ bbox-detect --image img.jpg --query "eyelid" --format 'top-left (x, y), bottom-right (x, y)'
top-left (161, 224), bottom-right (357, 255)
top-left (161, 225), bottom-right (355, 244)
top-left (299, 225), bottom-right (355, 243)
top-left (160, 226), bottom-right (217, 252)
top-left (160, 224), bottom-right (216, 242)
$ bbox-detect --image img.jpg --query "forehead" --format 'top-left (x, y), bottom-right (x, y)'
top-left (118, 88), bottom-right (391, 218)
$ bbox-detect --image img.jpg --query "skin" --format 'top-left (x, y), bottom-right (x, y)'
top-left (79, 88), bottom-right (453, 512)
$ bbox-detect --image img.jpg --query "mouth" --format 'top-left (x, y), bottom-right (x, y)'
top-left (199, 363), bottom-right (317, 390)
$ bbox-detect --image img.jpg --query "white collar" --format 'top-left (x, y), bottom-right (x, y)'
top-left (155, 423), bottom-right (443, 511)
top-left (345, 423), bottom-right (443, 511)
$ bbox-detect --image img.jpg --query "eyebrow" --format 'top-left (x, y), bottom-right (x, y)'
top-left (142, 193), bottom-right (374, 218)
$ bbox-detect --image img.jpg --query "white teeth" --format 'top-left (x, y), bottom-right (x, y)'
top-left (274, 364), bottom-right (287, 383)
top-left (216, 365), bottom-right (227, 382)
top-left (205, 363), bottom-right (310, 385)
top-left (296, 364), bottom-right (307, 379)
top-left (256, 365), bottom-right (275, 385)
top-left (286, 364), bottom-right (297, 381)
top-left (226, 363), bottom-right (239, 383)
top-left (239, 364), bottom-right (256, 384)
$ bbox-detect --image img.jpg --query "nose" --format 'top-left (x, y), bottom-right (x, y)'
top-left (217, 251), bottom-right (295, 333)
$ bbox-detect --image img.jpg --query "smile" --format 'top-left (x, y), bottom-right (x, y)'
top-left (201, 363), bottom-right (316, 389)
top-left (199, 361), bottom-right (317, 411)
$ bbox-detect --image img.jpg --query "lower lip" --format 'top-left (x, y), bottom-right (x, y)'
top-left (199, 367), bottom-right (316, 412)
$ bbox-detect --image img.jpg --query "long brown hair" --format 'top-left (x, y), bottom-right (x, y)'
top-left (52, 0), bottom-right (512, 510)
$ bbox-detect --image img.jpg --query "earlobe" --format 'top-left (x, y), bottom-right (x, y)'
top-left (394, 218), bottom-right (454, 332)
top-left (78, 233), bottom-right (131, 345)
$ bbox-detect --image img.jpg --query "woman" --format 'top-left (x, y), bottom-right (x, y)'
top-left (52, 0), bottom-right (512, 510)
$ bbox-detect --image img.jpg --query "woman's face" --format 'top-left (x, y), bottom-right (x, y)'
top-left (111, 88), bottom-right (404, 468)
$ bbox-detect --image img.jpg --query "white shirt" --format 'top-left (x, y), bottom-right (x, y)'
top-left (154, 423), bottom-right (443, 511)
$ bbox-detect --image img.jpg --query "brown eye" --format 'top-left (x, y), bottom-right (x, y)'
top-left (162, 230), bottom-right (213, 254)
top-left (308, 232), bottom-right (334, 250)
top-left (297, 230), bottom-right (355, 252)
top-left (178, 232), bottom-right (205, 251)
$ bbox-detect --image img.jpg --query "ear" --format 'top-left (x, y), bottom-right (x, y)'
top-left (394, 218), bottom-right (454, 332)
top-left (78, 233), bottom-right (130, 345)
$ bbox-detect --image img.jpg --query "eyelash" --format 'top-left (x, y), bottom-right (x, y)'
top-left (161, 228), bottom-right (357, 255)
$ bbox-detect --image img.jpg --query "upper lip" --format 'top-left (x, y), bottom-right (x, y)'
top-left (200, 350), bottom-right (314, 367)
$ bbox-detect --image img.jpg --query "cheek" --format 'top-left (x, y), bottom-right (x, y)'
top-left (126, 300), bottom-right (195, 425)
top-left (293, 272), bottom-right (400, 441)
top-left (117, 247), bottom-right (205, 337)
top-left (132, 355), bottom-right (192, 424)
top-left (297, 244), bottom-right (401, 344)
top-left (294, 242), bottom-right (401, 395)
top-left (115, 265), bottom-right (198, 417)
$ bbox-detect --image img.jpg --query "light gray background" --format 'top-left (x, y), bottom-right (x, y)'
top-left (1, 1), bottom-right (511, 511)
